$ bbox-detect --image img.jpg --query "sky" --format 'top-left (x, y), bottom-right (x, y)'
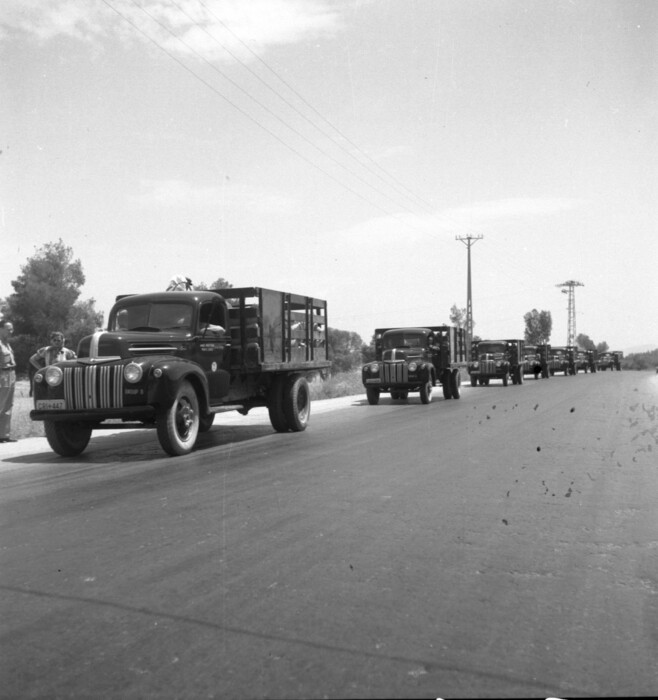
top-left (1, 0), bottom-right (656, 353)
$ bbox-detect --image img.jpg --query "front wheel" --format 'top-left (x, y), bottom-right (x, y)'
top-left (470, 375), bottom-right (477, 387)
top-left (366, 387), bottom-right (380, 405)
top-left (420, 380), bottom-right (433, 404)
top-left (450, 369), bottom-right (461, 399)
top-left (156, 380), bottom-right (200, 456)
top-left (283, 375), bottom-right (310, 432)
top-left (44, 420), bottom-right (92, 457)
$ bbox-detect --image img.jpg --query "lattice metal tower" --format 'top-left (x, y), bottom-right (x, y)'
top-left (556, 280), bottom-right (584, 346)
top-left (456, 234), bottom-right (483, 357)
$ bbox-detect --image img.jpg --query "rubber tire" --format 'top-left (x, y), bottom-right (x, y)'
top-left (517, 367), bottom-right (524, 384)
top-left (199, 413), bottom-right (215, 433)
top-left (420, 380), bottom-right (433, 404)
top-left (156, 380), bottom-right (200, 456)
top-left (268, 376), bottom-right (289, 432)
top-left (283, 375), bottom-right (310, 432)
top-left (44, 420), bottom-right (92, 457)
top-left (366, 387), bottom-right (380, 405)
top-left (470, 375), bottom-right (477, 387)
top-left (450, 369), bottom-right (461, 399)
top-left (502, 373), bottom-right (508, 387)
top-left (399, 390), bottom-right (409, 400)
top-left (391, 390), bottom-right (401, 400)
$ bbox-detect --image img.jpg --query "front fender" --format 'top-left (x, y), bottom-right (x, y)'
top-left (148, 358), bottom-right (209, 410)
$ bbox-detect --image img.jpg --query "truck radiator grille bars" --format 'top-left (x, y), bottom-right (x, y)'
top-left (382, 362), bottom-right (408, 384)
top-left (63, 365), bottom-right (124, 409)
top-left (480, 359), bottom-right (497, 375)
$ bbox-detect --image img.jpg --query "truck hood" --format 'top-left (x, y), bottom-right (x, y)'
top-left (77, 330), bottom-right (191, 361)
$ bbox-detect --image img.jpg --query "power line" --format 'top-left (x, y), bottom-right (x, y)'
top-left (129, 0), bottom-right (426, 218)
top-left (100, 0), bottom-right (426, 226)
top-left (192, 0), bottom-right (437, 214)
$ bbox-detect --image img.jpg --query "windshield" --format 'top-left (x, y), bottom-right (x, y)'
top-left (111, 302), bottom-right (193, 332)
top-left (478, 342), bottom-right (507, 355)
top-left (382, 332), bottom-right (425, 350)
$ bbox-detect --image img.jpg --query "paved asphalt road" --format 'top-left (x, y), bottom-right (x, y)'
top-left (1, 371), bottom-right (658, 699)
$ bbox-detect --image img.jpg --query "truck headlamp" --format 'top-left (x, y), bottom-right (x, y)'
top-left (408, 362), bottom-right (418, 372)
top-left (45, 366), bottom-right (63, 387)
top-left (370, 363), bottom-right (379, 374)
top-left (123, 362), bottom-right (143, 384)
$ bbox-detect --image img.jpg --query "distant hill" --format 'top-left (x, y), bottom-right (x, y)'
top-left (624, 343), bottom-right (658, 355)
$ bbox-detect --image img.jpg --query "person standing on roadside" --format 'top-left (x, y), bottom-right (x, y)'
top-left (29, 331), bottom-right (76, 371)
top-left (0, 319), bottom-right (17, 443)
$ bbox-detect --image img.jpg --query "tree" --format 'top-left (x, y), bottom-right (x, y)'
top-left (596, 341), bottom-right (609, 354)
top-left (523, 309), bottom-right (552, 344)
top-left (1, 240), bottom-right (103, 373)
top-left (196, 277), bottom-right (233, 290)
top-left (449, 304), bottom-right (466, 329)
top-left (328, 328), bottom-right (364, 373)
top-left (575, 333), bottom-right (596, 351)
top-left (5, 240), bottom-right (85, 336)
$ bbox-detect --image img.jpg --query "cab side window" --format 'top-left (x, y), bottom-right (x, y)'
top-left (199, 302), bottom-right (226, 337)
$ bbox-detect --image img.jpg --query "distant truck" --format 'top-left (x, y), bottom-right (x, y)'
top-left (31, 287), bottom-right (330, 457)
top-left (361, 325), bottom-right (467, 404)
top-left (612, 351), bottom-right (623, 371)
top-left (576, 350), bottom-right (590, 373)
top-left (550, 346), bottom-right (574, 376)
top-left (468, 339), bottom-right (525, 386)
top-left (523, 344), bottom-right (551, 379)
top-left (597, 352), bottom-right (615, 371)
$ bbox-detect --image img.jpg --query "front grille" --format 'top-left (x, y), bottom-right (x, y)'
top-left (480, 359), bottom-right (496, 375)
top-left (382, 362), bottom-right (408, 384)
top-left (63, 365), bottom-right (124, 409)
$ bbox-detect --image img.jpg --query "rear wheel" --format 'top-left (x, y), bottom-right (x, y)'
top-left (366, 387), bottom-right (380, 405)
top-left (470, 375), bottom-right (477, 387)
top-left (268, 376), bottom-right (289, 431)
top-left (502, 373), bottom-right (508, 387)
top-left (156, 380), bottom-right (200, 456)
top-left (283, 375), bottom-right (310, 432)
top-left (44, 420), bottom-right (92, 457)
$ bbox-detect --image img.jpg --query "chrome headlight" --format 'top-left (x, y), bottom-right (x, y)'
top-left (45, 366), bottom-right (63, 387)
top-left (408, 362), bottom-right (418, 372)
top-left (370, 363), bottom-right (379, 374)
top-left (123, 362), bottom-right (143, 384)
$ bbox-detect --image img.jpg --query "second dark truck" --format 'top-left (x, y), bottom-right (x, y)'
top-left (362, 325), bottom-right (467, 404)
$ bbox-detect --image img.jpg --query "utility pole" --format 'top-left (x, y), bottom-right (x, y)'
top-left (456, 234), bottom-right (483, 358)
top-left (556, 280), bottom-right (584, 346)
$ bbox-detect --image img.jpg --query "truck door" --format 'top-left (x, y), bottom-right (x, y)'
top-left (193, 299), bottom-right (231, 402)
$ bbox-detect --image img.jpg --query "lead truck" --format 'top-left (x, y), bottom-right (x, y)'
top-left (362, 325), bottom-right (467, 404)
top-left (31, 287), bottom-right (330, 457)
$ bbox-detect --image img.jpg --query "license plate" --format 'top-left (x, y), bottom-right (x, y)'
top-left (36, 399), bottom-right (66, 410)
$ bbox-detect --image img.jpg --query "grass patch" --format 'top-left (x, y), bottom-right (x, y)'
top-left (310, 369), bottom-right (364, 399)
top-left (11, 380), bottom-right (44, 440)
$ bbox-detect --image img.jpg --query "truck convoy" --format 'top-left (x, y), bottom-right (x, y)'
top-left (361, 325), bottom-right (467, 404)
top-left (468, 339), bottom-right (525, 386)
top-left (31, 287), bottom-right (330, 457)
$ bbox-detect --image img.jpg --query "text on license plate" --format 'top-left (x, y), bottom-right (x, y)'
top-left (36, 399), bottom-right (66, 410)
